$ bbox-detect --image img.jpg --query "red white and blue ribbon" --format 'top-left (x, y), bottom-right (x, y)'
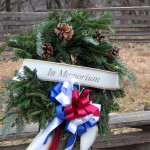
top-left (27, 81), bottom-right (101, 150)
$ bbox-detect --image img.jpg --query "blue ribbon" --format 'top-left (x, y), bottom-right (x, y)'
top-left (48, 82), bottom-right (101, 150)
top-left (65, 133), bottom-right (77, 149)
top-left (50, 82), bottom-right (62, 103)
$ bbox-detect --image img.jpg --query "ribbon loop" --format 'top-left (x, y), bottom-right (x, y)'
top-left (32, 81), bottom-right (101, 150)
top-left (80, 89), bottom-right (94, 101)
top-left (64, 89), bottom-right (100, 121)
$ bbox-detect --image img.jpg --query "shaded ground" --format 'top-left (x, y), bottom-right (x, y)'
top-left (116, 44), bottom-right (150, 113)
top-left (0, 59), bottom-right (23, 89)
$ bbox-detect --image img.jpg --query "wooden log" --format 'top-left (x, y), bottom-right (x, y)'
top-left (0, 16), bottom-right (46, 21)
top-left (0, 20), bottom-right (42, 26)
top-left (4, 21), bottom-right (146, 27)
top-left (0, 144), bottom-right (29, 150)
top-left (0, 14), bottom-right (150, 21)
top-left (110, 39), bottom-right (150, 43)
top-left (3, 46), bottom-right (13, 51)
top-left (0, 55), bottom-right (16, 58)
top-left (98, 143), bottom-right (150, 150)
top-left (144, 105), bottom-right (150, 111)
top-left (0, 111), bottom-right (150, 142)
top-left (0, 37), bottom-right (7, 41)
top-left (0, 29), bottom-right (32, 34)
top-left (0, 12), bottom-right (49, 17)
top-left (104, 31), bottom-right (150, 36)
top-left (1, 38), bottom-right (149, 43)
top-left (115, 31), bottom-right (150, 36)
top-left (109, 111), bottom-right (150, 129)
top-left (0, 131), bottom-right (37, 142)
top-left (93, 130), bottom-right (150, 149)
top-left (1, 30), bottom-right (150, 36)
top-left (114, 15), bottom-right (150, 21)
top-left (36, 6), bottom-right (150, 12)
top-left (0, 131), bottom-right (150, 150)
top-left (0, 7), bottom-right (149, 18)
top-left (111, 24), bottom-right (150, 28)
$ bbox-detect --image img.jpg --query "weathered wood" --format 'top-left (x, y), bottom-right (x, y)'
top-left (0, 16), bottom-right (46, 21)
top-left (101, 143), bottom-right (150, 150)
top-left (93, 130), bottom-right (150, 149)
top-left (0, 111), bottom-right (150, 142)
top-left (36, 6), bottom-right (150, 12)
top-left (109, 111), bottom-right (150, 129)
top-left (0, 111), bottom-right (149, 149)
top-left (0, 131), bottom-right (37, 142)
top-left (0, 37), bottom-right (7, 41)
top-left (114, 15), bottom-right (150, 21)
top-left (1, 38), bottom-right (149, 43)
top-left (0, 20), bottom-right (42, 26)
top-left (1, 30), bottom-right (150, 36)
top-left (0, 131), bottom-right (150, 150)
top-left (0, 7), bottom-right (149, 17)
top-left (111, 24), bottom-right (150, 28)
top-left (0, 55), bottom-right (16, 58)
top-left (0, 123), bottom-right (38, 142)
top-left (0, 13), bottom-right (150, 21)
top-left (6, 21), bottom-right (148, 27)
top-left (0, 9), bottom-right (149, 43)
top-left (0, 144), bottom-right (29, 150)
top-left (105, 31), bottom-right (150, 36)
top-left (110, 39), bottom-right (150, 43)
top-left (1, 123), bottom-right (39, 135)
top-left (3, 46), bottom-right (13, 51)
top-left (0, 12), bottom-right (49, 17)
top-left (0, 29), bottom-right (32, 34)
top-left (115, 31), bottom-right (150, 36)
top-left (144, 104), bottom-right (150, 111)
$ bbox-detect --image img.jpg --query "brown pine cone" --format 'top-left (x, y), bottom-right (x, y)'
top-left (41, 43), bottom-right (53, 59)
top-left (93, 32), bottom-right (105, 43)
top-left (108, 46), bottom-right (120, 59)
top-left (54, 23), bottom-right (74, 41)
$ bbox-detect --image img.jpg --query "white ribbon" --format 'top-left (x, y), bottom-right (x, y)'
top-left (66, 104), bottom-right (101, 134)
top-left (55, 81), bottom-right (73, 107)
top-left (26, 117), bottom-right (63, 150)
top-left (27, 81), bottom-right (101, 150)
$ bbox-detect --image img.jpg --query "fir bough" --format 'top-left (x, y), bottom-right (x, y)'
top-left (1, 11), bottom-right (135, 144)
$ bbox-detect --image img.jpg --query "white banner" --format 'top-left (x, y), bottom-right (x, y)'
top-left (15, 59), bottom-right (119, 89)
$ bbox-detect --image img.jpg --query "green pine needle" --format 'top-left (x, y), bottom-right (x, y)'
top-left (2, 114), bottom-right (18, 137)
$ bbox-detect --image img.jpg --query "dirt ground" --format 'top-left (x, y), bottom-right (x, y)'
top-left (0, 43), bottom-right (150, 113)
top-left (116, 43), bottom-right (150, 113)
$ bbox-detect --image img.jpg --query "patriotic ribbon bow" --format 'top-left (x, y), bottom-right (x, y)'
top-left (28, 81), bottom-right (101, 150)
top-left (64, 89), bottom-right (100, 120)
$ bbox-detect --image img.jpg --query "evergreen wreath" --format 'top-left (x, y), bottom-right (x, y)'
top-left (0, 11), bottom-right (135, 148)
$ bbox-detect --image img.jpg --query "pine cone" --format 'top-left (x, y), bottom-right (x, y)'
top-left (93, 32), bottom-right (105, 43)
top-left (54, 23), bottom-right (74, 41)
top-left (41, 43), bottom-right (53, 59)
top-left (108, 46), bottom-right (120, 59)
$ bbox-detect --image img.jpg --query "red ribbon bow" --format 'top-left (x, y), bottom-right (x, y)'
top-left (64, 89), bottom-right (100, 120)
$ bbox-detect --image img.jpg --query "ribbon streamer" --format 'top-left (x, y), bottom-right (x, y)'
top-left (49, 125), bottom-right (61, 150)
top-left (27, 81), bottom-right (101, 150)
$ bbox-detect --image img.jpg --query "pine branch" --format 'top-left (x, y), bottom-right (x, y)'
top-left (83, 36), bottom-right (99, 46)
top-left (13, 48), bottom-right (32, 58)
top-left (2, 113), bottom-right (18, 137)
top-left (0, 43), bottom-right (6, 54)
top-left (36, 32), bottom-right (44, 56)
top-left (16, 114), bottom-right (25, 134)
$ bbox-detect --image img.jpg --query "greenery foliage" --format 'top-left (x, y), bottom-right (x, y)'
top-left (0, 11), bottom-right (135, 144)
